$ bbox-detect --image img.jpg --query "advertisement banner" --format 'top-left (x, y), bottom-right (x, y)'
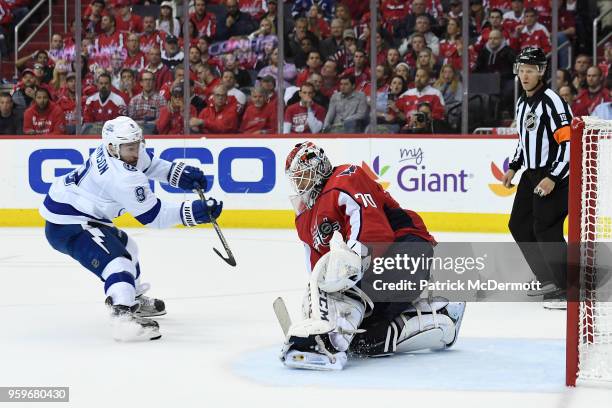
top-left (0, 136), bottom-right (519, 231)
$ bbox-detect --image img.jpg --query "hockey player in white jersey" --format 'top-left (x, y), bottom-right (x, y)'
top-left (40, 116), bottom-right (222, 342)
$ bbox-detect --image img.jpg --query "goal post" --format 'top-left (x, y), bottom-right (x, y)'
top-left (566, 116), bottom-right (612, 387)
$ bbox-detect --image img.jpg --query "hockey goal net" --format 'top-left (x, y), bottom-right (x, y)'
top-left (567, 116), bottom-right (612, 386)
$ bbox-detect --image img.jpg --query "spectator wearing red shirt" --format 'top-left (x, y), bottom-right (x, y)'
top-left (474, 9), bottom-right (512, 53)
top-left (556, 1), bottom-right (577, 69)
top-left (381, 0), bottom-right (411, 27)
top-left (190, 0), bottom-right (217, 39)
top-left (486, 0), bottom-right (512, 12)
top-left (502, 0), bottom-right (525, 33)
top-left (439, 18), bottom-right (461, 60)
top-left (191, 85), bottom-right (239, 134)
top-left (155, 86), bottom-right (196, 134)
top-left (470, 0), bottom-right (488, 36)
top-left (403, 35), bottom-right (426, 71)
top-left (83, 0), bottom-right (105, 35)
top-left (283, 83), bottom-right (325, 133)
top-left (510, 8), bottom-right (551, 54)
top-left (240, 87), bottom-right (277, 134)
top-left (219, 70), bottom-right (247, 113)
top-left (194, 64), bottom-right (221, 99)
top-left (306, 4), bottom-right (331, 40)
top-left (56, 72), bottom-right (77, 132)
top-left (159, 66), bottom-right (185, 102)
top-left (320, 59), bottom-right (340, 99)
top-left (83, 72), bottom-right (127, 126)
top-left (114, 0), bottom-right (143, 33)
top-left (524, 0), bottom-right (551, 27)
top-left (117, 68), bottom-right (142, 105)
top-left (94, 14), bottom-right (126, 68)
top-left (124, 33), bottom-right (146, 71)
top-left (396, 68), bottom-right (445, 121)
top-left (340, 49), bottom-right (370, 91)
top-left (295, 51), bottom-right (322, 87)
top-left (239, 0), bottom-right (267, 20)
top-left (572, 54), bottom-right (591, 91)
top-left (23, 88), bottom-right (66, 135)
top-left (572, 66), bottom-right (610, 117)
top-left (140, 15), bottom-right (166, 55)
top-left (143, 47), bottom-right (173, 91)
top-left (259, 75), bottom-right (281, 111)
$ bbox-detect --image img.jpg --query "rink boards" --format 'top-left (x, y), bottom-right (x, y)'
top-left (0, 134), bottom-right (521, 232)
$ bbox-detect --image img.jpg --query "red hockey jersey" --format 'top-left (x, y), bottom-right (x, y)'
top-left (295, 164), bottom-right (434, 272)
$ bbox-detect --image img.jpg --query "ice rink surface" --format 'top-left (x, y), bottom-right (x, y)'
top-left (1, 228), bottom-right (611, 408)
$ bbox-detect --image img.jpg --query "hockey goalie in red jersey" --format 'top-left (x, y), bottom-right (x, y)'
top-left (280, 141), bottom-right (466, 370)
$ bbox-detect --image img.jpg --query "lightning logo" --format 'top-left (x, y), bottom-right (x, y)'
top-left (89, 228), bottom-right (110, 254)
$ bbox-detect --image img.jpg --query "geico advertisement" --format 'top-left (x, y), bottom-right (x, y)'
top-left (2, 137), bottom-right (518, 213)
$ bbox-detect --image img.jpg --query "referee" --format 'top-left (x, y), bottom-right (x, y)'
top-left (502, 47), bottom-right (572, 300)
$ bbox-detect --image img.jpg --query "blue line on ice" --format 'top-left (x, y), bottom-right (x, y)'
top-left (233, 338), bottom-right (565, 392)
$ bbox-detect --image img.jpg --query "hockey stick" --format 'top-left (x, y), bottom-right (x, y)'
top-left (273, 297), bottom-right (292, 336)
top-left (196, 187), bottom-right (237, 267)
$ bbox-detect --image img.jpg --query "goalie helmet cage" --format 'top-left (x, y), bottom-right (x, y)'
top-left (566, 116), bottom-right (612, 387)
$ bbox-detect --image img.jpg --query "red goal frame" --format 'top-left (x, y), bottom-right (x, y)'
top-left (566, 116), bottom-right (605, 386)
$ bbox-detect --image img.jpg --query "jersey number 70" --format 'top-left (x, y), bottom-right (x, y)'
top-left (354, 193), bottom-right (377, 208)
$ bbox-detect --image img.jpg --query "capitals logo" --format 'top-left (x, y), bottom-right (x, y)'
top-left (312, 217), bottom-right (341, 251)
top-left (489, 158), bottom-right (517, 197)
top-left (361, 156), bottom-right (390, 190)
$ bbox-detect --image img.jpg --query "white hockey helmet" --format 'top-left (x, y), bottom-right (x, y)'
top-left (285, 141), bottom-right (333, 210)
top-left (102, 116), bottom-right (144, 159)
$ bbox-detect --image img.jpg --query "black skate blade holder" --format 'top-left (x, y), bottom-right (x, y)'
top-left (196, 187), bottom-right (237, 267)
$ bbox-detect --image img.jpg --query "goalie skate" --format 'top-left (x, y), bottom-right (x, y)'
top-left (284, 349), bottom-right (348, 371)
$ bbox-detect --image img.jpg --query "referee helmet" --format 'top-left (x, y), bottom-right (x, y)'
top-left (513, 46), bottom-right (547, 76)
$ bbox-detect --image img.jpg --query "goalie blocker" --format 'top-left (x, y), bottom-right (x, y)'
top-left (280, 142), bottom-right (465, 370)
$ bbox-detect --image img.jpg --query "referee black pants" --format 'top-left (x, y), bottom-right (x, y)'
top-left (508, 169), bottom-right (568, 290)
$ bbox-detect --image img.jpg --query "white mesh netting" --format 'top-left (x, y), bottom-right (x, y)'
top-left (577, 117), bottom-right (612, 384)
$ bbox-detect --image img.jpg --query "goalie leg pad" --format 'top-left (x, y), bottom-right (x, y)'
top-left (351, 298), bottom-right (465, 356)
top-left (282, 291), bottom-right (366, 370)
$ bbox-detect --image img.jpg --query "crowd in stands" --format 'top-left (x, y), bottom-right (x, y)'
top-left (1, 0), bottom-right (611, 135)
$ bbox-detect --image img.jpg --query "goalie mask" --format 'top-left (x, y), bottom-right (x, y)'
top-left (285, 142), bottom-right (333, 211)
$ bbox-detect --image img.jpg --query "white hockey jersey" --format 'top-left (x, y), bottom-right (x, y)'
top-left (40, 144), bottom-right (185, 228)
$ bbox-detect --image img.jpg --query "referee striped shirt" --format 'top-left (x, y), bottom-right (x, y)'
top-left (509, 85), bottom-right (573, 181)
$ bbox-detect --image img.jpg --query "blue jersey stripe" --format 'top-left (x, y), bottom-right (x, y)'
top-left (43, 196), bottom-right (112, 223)
top-left (135, 199), bottom-right (162, 225)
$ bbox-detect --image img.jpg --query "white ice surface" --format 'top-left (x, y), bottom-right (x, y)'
top-left (0, 228), bottom-right (610, 408)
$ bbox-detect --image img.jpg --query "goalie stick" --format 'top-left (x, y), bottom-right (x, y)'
top-left (196, 187), bottom-right (237, 267)
top-left (273, 297), bottom-right (292, 336)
